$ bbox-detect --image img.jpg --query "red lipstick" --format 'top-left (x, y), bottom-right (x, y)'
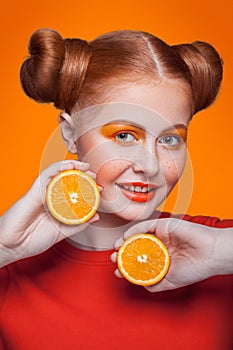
top-left (117, 182), bottom-right (158, 202)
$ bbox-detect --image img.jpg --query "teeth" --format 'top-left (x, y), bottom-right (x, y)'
top-left (135, 186), bottom-right (142, 192)
top-left (120, 184), bottom-right (151, 193)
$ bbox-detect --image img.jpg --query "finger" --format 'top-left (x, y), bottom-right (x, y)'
top-left (114, 220), bottom-right (158, 249)
top-left (123, 220), bottom-right (158, 240)
top-left (97, 184), bottom-right (104, 192)
top-left (46, 160), bottom-right (90, 175)
top-left (114, 237), bottom-right (125, 250)
top-left (56, 213), bottom-right (100, 240)
top-left (87, 213), bottom-right (100, 224)
top-left (85, 170), bottom-right (97, 180)
top-left (37, 161), bottom-right (90, 191)
top-left (61, 160), bottom-right (90, 172)
top-left (144, 278), bottom-right (177, 293)
top-left (33, 161), bottom-right (91, 203)
top-left (61, 213), bottom-right (100, 236)
top-left (114, 269), bottom-right (124, 278)
top-left (110, 251), bottom-right (118, 263)
top-left (81, 170), bottom-right (103, 193)
top-left (152, 218), bottom-right (188, 246)
top-left (56, 220), bottom-right (90, 240)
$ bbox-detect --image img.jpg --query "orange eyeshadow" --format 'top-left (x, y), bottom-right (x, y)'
top-left (174, 127), bottom-right (187, 142)
top-left (100, 123), bottom-right (146, 141)
top-left (160, 127), bottom-right (187, 142)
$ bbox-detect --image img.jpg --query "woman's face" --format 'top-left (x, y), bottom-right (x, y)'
top-left (72, 81), bottom-right (192, 222)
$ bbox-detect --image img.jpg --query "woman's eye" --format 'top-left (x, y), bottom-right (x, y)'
top-left (115, 132), bottom-right (136, 143)
top-left (158, 135), bottom-right (181, 147)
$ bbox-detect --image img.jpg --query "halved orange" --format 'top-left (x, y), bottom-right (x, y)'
top-left (46, 170), bottom-right (100, 225)
top-left (117, 233), bottom-right (170, 286)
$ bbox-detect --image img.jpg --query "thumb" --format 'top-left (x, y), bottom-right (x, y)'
top-left (152, 218), bottom-right (185, 246)
top-left (114, 219), bottom-right (159, 249)
top-left (56, 213), bottom-right (100, 242)
top-left (145, 278), bottom-right (178, 293)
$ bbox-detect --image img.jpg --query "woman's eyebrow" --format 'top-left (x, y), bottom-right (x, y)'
top-left (162, 124), bottom-right (188, 132)
top-left (103, 121), bottom-right (187, 130)
top-left (102, 120), bottom-right (145, 130)
top-left (100, 121), bottom-right (188, 137)
top-left (159, 124), bottom-right (188, 141)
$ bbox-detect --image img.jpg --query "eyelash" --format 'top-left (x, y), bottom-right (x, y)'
top-left (113, 131), bottom-right (182, 147)
top-left (157, 135), bottom-right (182, 147)
top-left (114, 131), bottom-right (139, 144)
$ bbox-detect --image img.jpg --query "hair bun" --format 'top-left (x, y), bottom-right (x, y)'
top-left (20, 28), bottom-right (92, 113)
top-left (172, 41), bottom-right (223, 113)
top-left (20, 28), bottom-right (65, 104)
top-left (55, 38), bottom-right (92, 112)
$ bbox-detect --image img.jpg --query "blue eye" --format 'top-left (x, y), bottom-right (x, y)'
top-left (115, 132), bottom-right (136, 143)
top-left (158, 135), bottom-right (181, 146)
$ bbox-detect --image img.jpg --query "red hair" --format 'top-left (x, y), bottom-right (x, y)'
top-left (20, 29), bottom-right (223, 115)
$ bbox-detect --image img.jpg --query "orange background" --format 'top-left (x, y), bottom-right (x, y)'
top-left (1, 0), bottom-right (232, 218)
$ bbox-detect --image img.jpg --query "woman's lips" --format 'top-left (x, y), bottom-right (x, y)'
top-left (117, 182), bottom-right (158, 202)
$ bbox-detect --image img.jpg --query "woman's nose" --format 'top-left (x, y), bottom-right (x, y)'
top-left (132, 141), bottom-right (159, 177)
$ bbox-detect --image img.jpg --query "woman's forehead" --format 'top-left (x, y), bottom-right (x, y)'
top-left (71, 102), bottom-right (189, 139)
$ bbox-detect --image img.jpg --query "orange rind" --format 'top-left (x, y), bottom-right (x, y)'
top-left (46, 170), bottom-right (100, 225)
top-left (117, 233), bottom-right (170, 286)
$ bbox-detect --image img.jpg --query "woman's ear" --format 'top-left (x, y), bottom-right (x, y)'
top-left (58, 112), bottom-right (78, 153)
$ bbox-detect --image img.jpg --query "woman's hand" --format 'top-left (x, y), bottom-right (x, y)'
top-left (112, 218), bottom-right (233, 292)
top-left (0, 160), bottom-right (100, 267)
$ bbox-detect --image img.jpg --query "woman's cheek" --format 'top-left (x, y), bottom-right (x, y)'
top-left (159, 151), bottom-right (186, 187)
top-left (77, 137), bottom-right (114, 172)
top-left (96, 159), bottom-right (132, 185)
top-left (96, 159), bottom-right (133, 202)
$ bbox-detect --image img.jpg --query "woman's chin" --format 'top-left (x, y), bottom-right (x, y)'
top-left (102, 206), bottom-right (156, 223)
top-left (117, 211), bottom-right (154, 222)
top-left (97, 192), bottom-right (166, 224)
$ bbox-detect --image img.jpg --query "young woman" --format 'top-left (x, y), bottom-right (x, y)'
top-left (0, 28), bottom-right (232, 349)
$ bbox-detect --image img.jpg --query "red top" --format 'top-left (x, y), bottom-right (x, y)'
top-left (0, 213), bottom-right (232, 350)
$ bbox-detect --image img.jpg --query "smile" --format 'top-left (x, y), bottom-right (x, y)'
top-left (117, 182), bottom-right (158, 202)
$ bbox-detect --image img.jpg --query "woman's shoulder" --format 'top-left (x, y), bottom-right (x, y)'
top-left (154, 211), bottom-right (233, 228)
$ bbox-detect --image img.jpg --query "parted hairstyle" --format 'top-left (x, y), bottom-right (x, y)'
top-left (20, 28), bottom-right (223, 115)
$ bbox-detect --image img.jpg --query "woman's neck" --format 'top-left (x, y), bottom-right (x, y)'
top-left (66, 213), bottom-right (133, 251)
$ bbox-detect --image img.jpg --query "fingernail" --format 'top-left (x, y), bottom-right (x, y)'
top-left (96, 183), bottom-right (104, 188)
top-left (110, 252), bottom-right (116, 262)
top-left (97, 184), bottom-right (104, 192)
top-left (89, 213), bottom-right (100, 223)
top-left (114, 237), bottom-right (124, 249)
